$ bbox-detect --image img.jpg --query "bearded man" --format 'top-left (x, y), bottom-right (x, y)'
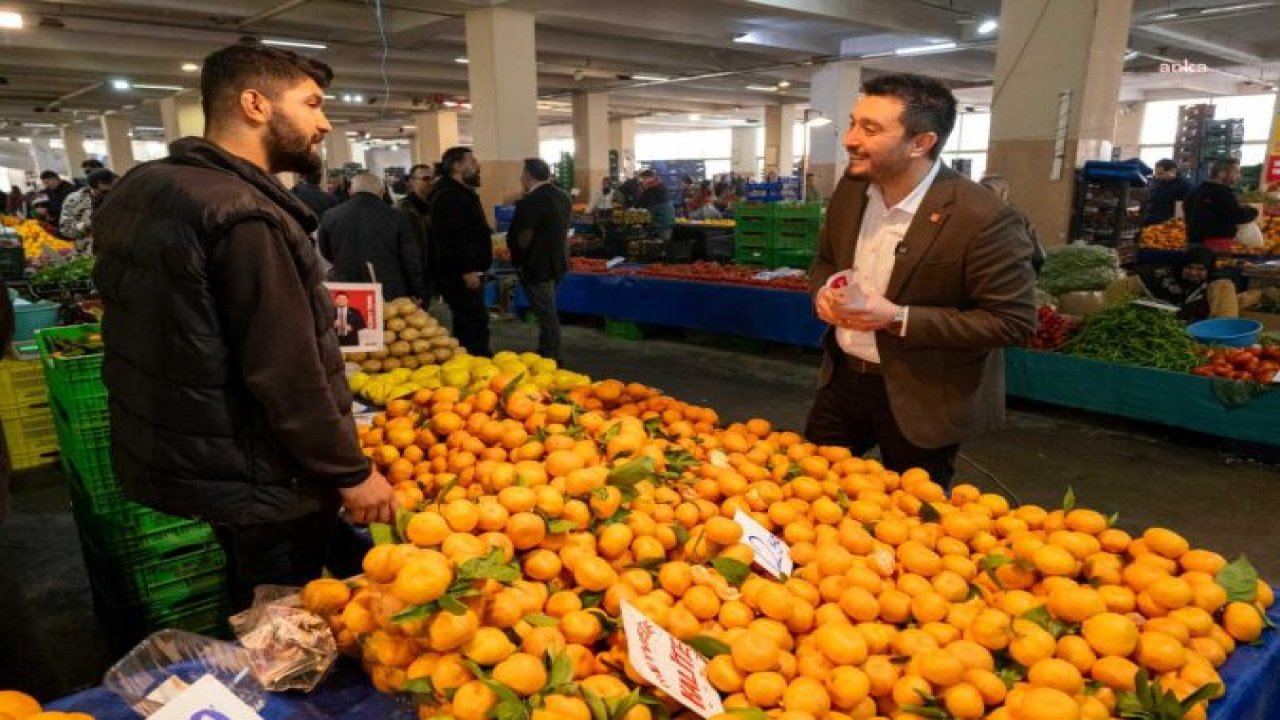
top-left (92, 42), bottom-right (394, 609)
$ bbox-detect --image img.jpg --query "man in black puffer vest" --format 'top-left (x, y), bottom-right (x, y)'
top-left (93, 43), bottom-right (395, 609)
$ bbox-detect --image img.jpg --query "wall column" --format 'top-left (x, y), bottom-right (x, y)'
top-left (324, 132), bottom-right (353, 170)
top-left (609, 117), bottom-right (637, 176)
top-left (987, 0), bottom-right (1133, 245)
top-left (59, 126), bottom-right (88, 177)
top-left (764, 104), bottom-right (798, 178)
top-left (413, 110), bottom-right (459, 167)
top-left (572, 92), bottom-right (608, 196)
top-left (465, 6), bottom-right (539, 217)
top-left (730, 126), bottom-right (758, 176)
top-left (808, 60), bottom-right (860, 196)
top-left (1113, 102), bottom-right (1145, 160)
top-left (100, 112), bottom-right (135, 173)
top-left (159, 93), bottom-right (204, 144)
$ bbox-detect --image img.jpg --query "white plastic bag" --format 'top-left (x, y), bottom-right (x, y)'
top-left (228, 585), bottom-right (338, 692)
top-left (1237, 221), bottom-right (1265, 248)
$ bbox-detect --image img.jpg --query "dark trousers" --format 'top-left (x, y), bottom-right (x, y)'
top-left (804, 354), bottom-right (959, 487)
top-left (212, 503), bottom-right (348, 612)
top-left (522, 279), bottom-right (561, 362)
top-left (440, 280), bottom-right (491, 356)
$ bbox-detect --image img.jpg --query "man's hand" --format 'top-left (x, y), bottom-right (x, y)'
top-left (463, 272), bottom-right (483, 290)
top-left (815, 283), bottom-right (901, 332)
top-left (338, 468), bottom-right (396, 525)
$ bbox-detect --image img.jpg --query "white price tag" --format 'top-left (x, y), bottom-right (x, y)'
top-left (734, 510), bottom-right (794, 579)
top-left (621, 602), bottom-right (724, 719)
top-left (149, 675), bottom-right (265, 720)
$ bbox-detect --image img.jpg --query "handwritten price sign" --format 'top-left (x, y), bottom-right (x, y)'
top-left (621, 601), bottom-right (724, 718)
top-left (734, 510), bottom-right (794, 578)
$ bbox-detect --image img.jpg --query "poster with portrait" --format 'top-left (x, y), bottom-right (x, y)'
top-left (325, 282), bottom-right (384, 354)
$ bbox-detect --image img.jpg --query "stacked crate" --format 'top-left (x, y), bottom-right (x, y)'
top-left (733, 202), bottom-right (822, 269)
top-left (0, 358), bottom-right (59, 470)
top-left (37, 324), bottom-right (229, 641)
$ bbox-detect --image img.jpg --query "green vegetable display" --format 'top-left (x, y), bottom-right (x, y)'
top-left (1038, 243), bottom-right (1122, 296)
top-left (1064, 304), bottom-right (1201, 372)
top-left (30, 254), bottom-right (94, 285)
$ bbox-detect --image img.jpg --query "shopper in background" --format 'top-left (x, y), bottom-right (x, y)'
top-left (507, 157), bottom-right (572, 362)
top-left (685, 180), bottom-right (722, 220)
top-left (293, 169), bottom-right (338, 220)
top-left (77, 158), bottom-right (105, 188)
top-left (396, 163), bottom-right (438, 303)
top-left (6, 185), bottom-right (25, 216)
top-left (636, 169), bottom-right (675, 241)
top-left (617, 173), bottom-right (643, 208)
top-left (1142, 159), bottom-right (1192, 226)
top-left (979, 174), bottom-right (1046, 275)
top-left (429, 146), bottom-right (494, 356)
top-left (93, 42), bottom-right (394, 610)
top-left (1184, 157), bottom-right (1258, 253)
top-left (58, 168), bottom-right (117, 251)
top-left (319, 173), bottom-right (428, 302)
top-left (326, 173), bottom-right (350, 203)
top-left (590, 176), bottom-right (616, 212)
top-left (36, 171), bottom-right (75, 226)
top-left (804, 172), bottom-right (824, 204)
top-left (807, 73), bottom-right (1036, 487)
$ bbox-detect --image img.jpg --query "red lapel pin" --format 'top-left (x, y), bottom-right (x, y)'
top-left (929, 212), bottom-right (942, 223)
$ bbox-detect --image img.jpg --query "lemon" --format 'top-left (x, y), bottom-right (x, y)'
top-left (443, 368), bottom-right (471, 388)
top-left (493, 351), bottom-right (519, 364)
top-left (518, 352), bottom-right (541, 367)
top-left (348, 372), bottom-right (371, 393)
top-left (532, 358), bottom-right (557, 374)
top-left (390, 383), bottom-right (420, 400)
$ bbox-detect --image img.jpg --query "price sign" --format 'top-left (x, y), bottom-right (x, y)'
top-left (621, 602), bottom-right (724, 719)
top-left (149, 675), bottom-right (264, 720)
top-left (734, 509), bottom-right (794, 578)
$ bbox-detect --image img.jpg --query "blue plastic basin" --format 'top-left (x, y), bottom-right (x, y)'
top-left (1185, 318), bottom-right (1263, 348)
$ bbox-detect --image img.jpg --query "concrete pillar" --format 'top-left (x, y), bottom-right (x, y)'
top-left (764, 104), bottom-right (798, 178)
top-left (572, 92), bottom-right (608, 196)
top-left (987, 0), bottom-right (1133, 246)
top-left (101, 112), bottom-right (135, 172)
top-left (1264, 94), bottom-right (1280, 187)
top-left (159, 94), bottom-right (204, 144)
top-left (808, 61), bottom-right (861, 196)
top-left (28, 138), bottom-right (61, 176)
top-left (609, 117), bottom-right (637, 176)
top-left (324, 132), bottom-right (353, 169)
top-left (730, 126), bottom-right (759, 176)
top-left (413, 110), bottom-right (459, 167)
top-left (1112, 102), bottom-right (1145, 160)
top-left (466, 6), bottom-right (539, 217)
top-left (60, 126), bottom-right (87, 178)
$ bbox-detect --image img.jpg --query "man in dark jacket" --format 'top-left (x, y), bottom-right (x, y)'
top-left (429, 146), bottom-right (493, 355)
top-left (1184, 157), bottom-right (1258, 251)
top-left (396, 163), bottom-right (437, 301)
top-left (92, 43), bottom-right (394, 609)
top-left (319, 172), bottom-right (428, 302)
top-left (293, 169), bottom-right (338, 219)
top-left (635, 169), bottom-right (675, 241)
top-left (36, 171), bottom-right (76, 227)
top-left (1141, 159), bottom-right (1192, 226)
top-left (507, 158), bottom-right (571, 361)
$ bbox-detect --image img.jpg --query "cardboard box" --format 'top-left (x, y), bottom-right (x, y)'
top-left (1241, 310), bottom-right (1280, 332)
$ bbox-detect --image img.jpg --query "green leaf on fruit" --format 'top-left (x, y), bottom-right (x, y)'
top-left (523, 613), bottom-right (559, 627)
top-left (1063, 485), bottom-right (1076, 512)
top-left (1216, 555), bottom-right (1260, 603)
top-left (919, 502), bottom-right (941, 523)
top-left (1020, 605), bottom-right (1071, 639)
top-left (710, 557), bottom-right (751, 586)
top-left (369, 522), bottom-right (397, 546)
top-left (684, 635), bottom-right (730, 658)
top-left (457, 548), bottom-right (521, 584)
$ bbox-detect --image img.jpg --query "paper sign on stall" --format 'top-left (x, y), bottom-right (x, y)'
top-left (149, 675), bottom-right (265, 720)
top-left (621, 602), bottom-right (724, 719)
top-left (733, 509), bottom-right (794, 578)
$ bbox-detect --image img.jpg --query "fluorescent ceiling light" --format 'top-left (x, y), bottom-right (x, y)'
top-left (443, 100), bottom-right (459, 107)
top-left (745, 84), bottom-right (778, 92)
top-left (1200, 3), bottom-right (1267, 14)
top-left (688, 113), bottom-right (701, 121)
top-left (976, 19), bottom-right (998, 34)
top-left (1124, 50), bottom-right (1141, 61)
top-left (135, 126), bottom-right (164, 131)
top-left (1150, 11), bottom-right (1179, 20)
top-left (454, 56), bottom-right (469, 64)
top-left (632, 75), bottom-right (668, 82)
top-left (777, 80), bottom-right (791, 90)
top-left (110, 79), bottom-right (131, 90)
top-left (0, 11), bottom-right (23, 29)
top-left (181, 62), bottom-right (199, 72)
top-left (18, 138), bottom-right (31, 144)
top-left (733, 33), bottom-right (753, 43)
top-left (894, 42), bottom-right (958, 56)
top-left (132, 83), bottom-right (184, 91)
top-left (262, 38), bottom-right (327, 50)
top-left (324, 94), bottom-right (336, 100)
top-left (806, 116), bottom-right (831, 128)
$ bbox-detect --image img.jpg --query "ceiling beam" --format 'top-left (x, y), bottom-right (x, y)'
top-left (1130, 24), bottom-right (1265, 66)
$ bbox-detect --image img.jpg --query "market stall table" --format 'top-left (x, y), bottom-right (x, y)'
top-left (513, 270), bottom-right (826, 347)
top-left (44, 601), bottom-right (1280, 719)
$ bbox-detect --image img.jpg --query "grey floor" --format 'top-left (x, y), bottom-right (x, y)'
top-left (1, 314), bottom-right (1277, 701)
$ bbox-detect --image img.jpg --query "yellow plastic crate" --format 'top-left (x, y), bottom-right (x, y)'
top-left (3, 403), bottom-right (58, 460)
top-left (0, 358), bottom-right (48, 409)
top-left (12, 446), bottom-right (58, 470)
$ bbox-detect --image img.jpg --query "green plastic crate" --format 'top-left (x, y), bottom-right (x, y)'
top-left (774, 202), bottom-right (823, 221)
top-left (604, 318), bottom-right (644, 341)
top-left (732, 216), bottom-right (775, 234)
top-left (51, 396), bottom-right (112, 471)
top-left (734, 246), bottom-right (770, 266)
top-left (770, 249), bottom-right (815, 270)
top-left (733, 203), bottom-right (778, 221)
top-left (36, 324), bottom-right (105, 407)
top-left (772, 230), bottom-right (819, 251)
top-left (86, 541), bottom-right (225, 606)
top-left (70, 483), bottom-right (206, 551)
top-left (733, 228), bottom-right (772, 249)
top-left (92, 588), bottom-right (229, 640)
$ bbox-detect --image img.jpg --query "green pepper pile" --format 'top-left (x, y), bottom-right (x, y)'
top-left (1064, 304), bottom-right (1201, 372)
top-left (30, 254), bottom-right (94, 285)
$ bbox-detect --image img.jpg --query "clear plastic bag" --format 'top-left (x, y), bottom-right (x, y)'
top-left (103, 629), bottom-right (267, 717)
top-left (228, 584), bottom-right (338, 692)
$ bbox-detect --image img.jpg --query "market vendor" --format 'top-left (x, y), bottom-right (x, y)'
top-left (1184, 157), bottom-right (1258, 252)
top-left (635, 169), bottom-right (675, 241)
top-left (1133, 246), bottom-right (1239, 323)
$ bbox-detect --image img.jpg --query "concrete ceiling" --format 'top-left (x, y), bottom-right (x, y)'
top-left (0, 0), bottom-right (1275, 143)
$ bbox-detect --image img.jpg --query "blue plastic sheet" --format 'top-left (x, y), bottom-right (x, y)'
top-left (515, 271), bottom-right (826, 347)
top-left (46, 600), bottom-right (1280, 719)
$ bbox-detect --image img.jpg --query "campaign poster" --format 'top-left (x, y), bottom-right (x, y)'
top-left (325, 282), bottom-right (384, 354)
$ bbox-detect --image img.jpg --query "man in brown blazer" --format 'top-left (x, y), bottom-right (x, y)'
top-left (807, 73), bottom-right (1037, 486)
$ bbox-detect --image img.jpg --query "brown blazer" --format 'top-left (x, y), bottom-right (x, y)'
top-left (809, 166), bottom-right (1037, 449)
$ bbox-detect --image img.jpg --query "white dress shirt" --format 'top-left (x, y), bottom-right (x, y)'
top-left (836, 160), bottom-right (942, 363)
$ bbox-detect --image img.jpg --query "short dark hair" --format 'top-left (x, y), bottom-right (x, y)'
top-left (86, 169), bottom-right (117, 189)
top-left (81, 159), bottom-right (105, 171)
top-left (1209, 157), bottom-right (1240, 179)
top-left (523, 158), bottom-right (551, 182)
top-left (200, 42), bottom-right (333, 127)
top-left (1155, 159), bottom-right (1177, 172)
top-left (440, 146), bottom-right (473, 176)
top-left (408, 163), bottom-right (433, 180)
top-left (861, 73), bottom-right (957, 160)
top-left (39, 170), bottom-right (60, 181)
top-left (334, 291), bottom-right (349, 299)
top-left (638, 169), bottom-right (656, 179)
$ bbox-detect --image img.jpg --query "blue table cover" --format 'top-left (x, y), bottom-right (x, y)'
top-left (48, 601), bottom-right (1280, 719)
top-left (514, 271), bottom-right (826, 347)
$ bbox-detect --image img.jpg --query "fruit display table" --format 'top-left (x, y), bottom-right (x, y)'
top-left (1005, 348), bottom-right (1280, 448)
top-left (42, 600), bottom-right (1280, 719)
top-left (514, 270), bottom-right (826, 347)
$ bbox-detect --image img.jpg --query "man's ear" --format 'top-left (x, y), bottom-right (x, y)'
top-left (238, 89), bottom-right (272, 126)
top-left (911, 131), bottom-right (938, 159)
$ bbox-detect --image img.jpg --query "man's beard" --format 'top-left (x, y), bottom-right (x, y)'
top-left (266, 114), bottom-right (323, 175)
top-left (463, 170), bottom-right (482, 188)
